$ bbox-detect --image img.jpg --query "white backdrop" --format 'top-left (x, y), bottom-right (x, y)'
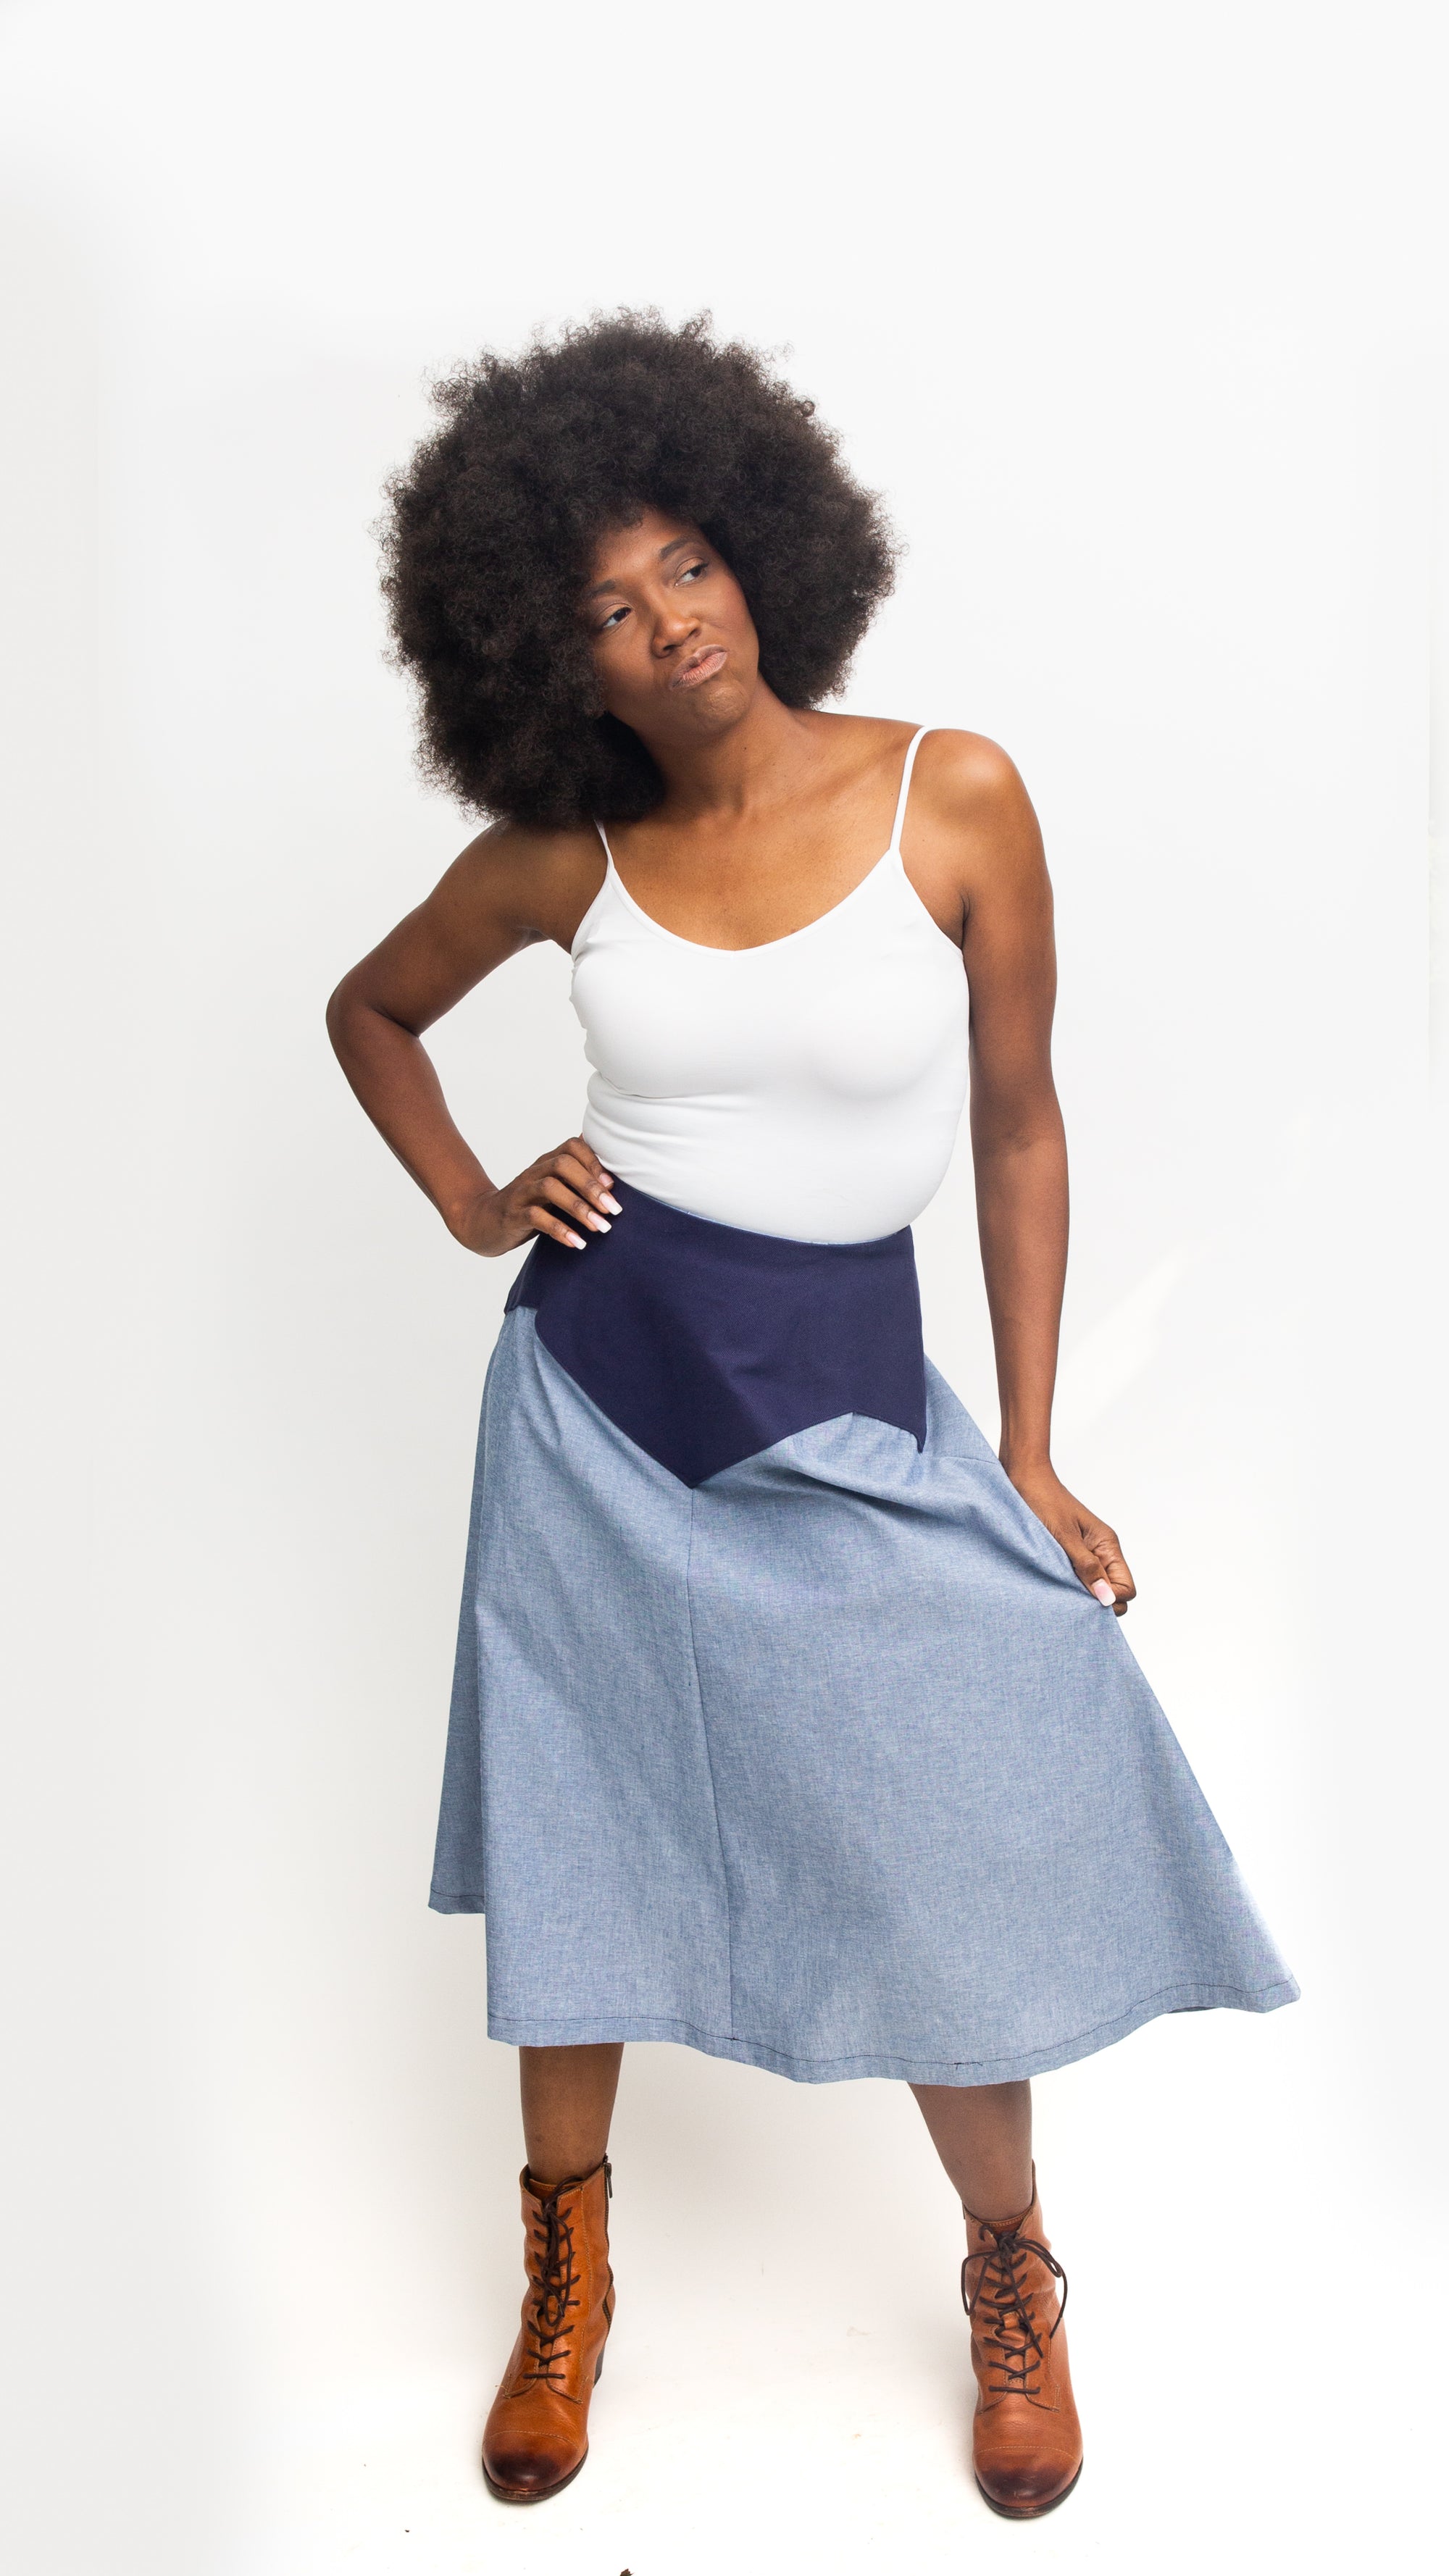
top-left (2, 4), bottom-right (1445, 2571)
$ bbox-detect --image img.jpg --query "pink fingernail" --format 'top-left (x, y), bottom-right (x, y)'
top-left (1091, 1580), bottom-right (1116, 1606)
top-left (600, 1195), bottom-right (622, 1216)
top-left (590, 1216), bottom-right (611, 1232)
top-left (566, 1232), bottom-right (585, 1250)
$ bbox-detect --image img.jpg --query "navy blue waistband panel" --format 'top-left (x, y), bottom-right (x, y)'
top-left (505, 1182), bottom-right (928, 1487)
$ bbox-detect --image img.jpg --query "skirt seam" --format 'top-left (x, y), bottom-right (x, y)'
top-left (683, 1481), bottom-right (736, 2033)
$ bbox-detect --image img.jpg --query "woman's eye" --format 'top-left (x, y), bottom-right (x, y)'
top-left (680, 559), bottom-right (709, 583)
top-left (596, 604), bottom-right (628, 632)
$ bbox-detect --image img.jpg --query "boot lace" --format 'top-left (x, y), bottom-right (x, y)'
top-left (961, 2219), bottom-right (1068, 2399)
top-left (519, 2161), bottom-right (610, 2391)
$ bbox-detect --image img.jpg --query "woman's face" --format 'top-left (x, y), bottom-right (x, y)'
top-left (581, 507), bottom-right (759, 748)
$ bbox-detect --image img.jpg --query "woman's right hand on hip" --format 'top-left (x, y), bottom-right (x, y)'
top-left (449, 1139), bottom-right (622, 1255)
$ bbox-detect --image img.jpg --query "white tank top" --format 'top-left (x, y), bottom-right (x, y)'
top-left (570, 727), bottom-right (971, 1244)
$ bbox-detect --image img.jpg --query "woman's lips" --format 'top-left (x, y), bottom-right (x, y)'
top-left (672, 645), bottom-right (727, 690)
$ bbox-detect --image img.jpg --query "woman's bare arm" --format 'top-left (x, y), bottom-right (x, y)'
top-left (325, 823), bottom-right (619, 1254)
top-left (909, 734), bottom-right (1135, 1613)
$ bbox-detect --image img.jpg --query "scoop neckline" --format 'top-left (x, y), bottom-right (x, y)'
top-left (601, 844), bottom-right (901, 958)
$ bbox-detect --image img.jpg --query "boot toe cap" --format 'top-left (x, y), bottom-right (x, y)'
top-left (976, 2454), bottom-right (1082, 2519)
top-left (482, 2443), bottom-right (585, 2501)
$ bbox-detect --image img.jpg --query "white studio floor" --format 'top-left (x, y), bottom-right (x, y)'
top-left (232, 2012), bottom-right (1432, 2576)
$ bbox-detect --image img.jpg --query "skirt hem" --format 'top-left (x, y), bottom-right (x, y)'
top-left (477, 1974), bottom-right (1301, 2087)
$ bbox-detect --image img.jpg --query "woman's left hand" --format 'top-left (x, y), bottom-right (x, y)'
top-left (1002, 1460), bottom-right (1137, 1615)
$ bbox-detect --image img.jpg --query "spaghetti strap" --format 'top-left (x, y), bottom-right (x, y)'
top-left (887, 727), bottom-right (931, 856)
top-left (593, 818), bottom-right (615, 866)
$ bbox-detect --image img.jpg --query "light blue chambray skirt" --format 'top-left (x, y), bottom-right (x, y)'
top-left (431, 1295), bottom-right (1298, 2086)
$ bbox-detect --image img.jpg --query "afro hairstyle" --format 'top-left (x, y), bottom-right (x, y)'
top-left (380, 311), bottom-right (898, 827)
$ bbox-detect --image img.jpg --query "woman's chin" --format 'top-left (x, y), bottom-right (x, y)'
top-left (664, 673), bottom-right (755, 739)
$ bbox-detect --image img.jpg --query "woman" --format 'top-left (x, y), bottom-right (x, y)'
top-left (327, 313), bottom-right (1297, 2519)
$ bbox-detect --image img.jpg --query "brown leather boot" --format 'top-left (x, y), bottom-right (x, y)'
top-left (481, 2157), bottom-right (614, 2503)
top-left (961, 2171), bottom-right (1082, 2518)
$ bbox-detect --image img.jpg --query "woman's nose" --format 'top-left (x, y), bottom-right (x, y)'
top-left (651, 596), bottom-right (699, 655)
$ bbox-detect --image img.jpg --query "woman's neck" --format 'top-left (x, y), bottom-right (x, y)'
top-left (643, 686), bottom-right (830, 823)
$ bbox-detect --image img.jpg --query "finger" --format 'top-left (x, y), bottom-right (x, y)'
top-left (1090, 1533), bottom-right (1136, 1607)
top-left (559, 1136), bottom-right (617, 1200)
top-left (549, 1146), bottom-right (619, 1208)
top-left (1067, 1550), bottom-right (1119, 1607)
top-left (551, 1150), bottom-right (622, 1216)
top-left (1072, 1545), bottom-right (1129, 1607)
top-left (525, 1203), bottom-right (588, 1250)
top-left (1064, 1537), bottom-right (1127, 1610)
top-left (539, 1174), bottom-right (611, 1232)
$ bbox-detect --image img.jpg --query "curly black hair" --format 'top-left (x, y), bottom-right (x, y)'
top-left (381, 311), bottom-right (898, 827)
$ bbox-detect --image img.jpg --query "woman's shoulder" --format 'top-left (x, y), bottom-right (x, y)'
top-left (872, 724), bottom-right (1045, 918)
top-left (445, 816), bottom-right (606, 948)
top-left (911, 727), bottom-right (1030, 827)
top-left (480, 815), bottom-right (604, 871)
top-left (827, 711), bottom-right (1028, 820)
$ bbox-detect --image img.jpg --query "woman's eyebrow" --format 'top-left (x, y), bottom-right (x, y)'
top-left (585, 537), bottom-right (694, 601)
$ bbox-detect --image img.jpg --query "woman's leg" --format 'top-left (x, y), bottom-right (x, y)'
top-left (914, 2078), bottom-right (1082, 2517)
top-left (909, 2078), bottom-right (1032, 2218)
top-left (519, 2041), bottom-right (624, 2184)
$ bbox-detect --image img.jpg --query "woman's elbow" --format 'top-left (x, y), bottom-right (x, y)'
top-left (325, 973), bottom-right (362, 1059)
